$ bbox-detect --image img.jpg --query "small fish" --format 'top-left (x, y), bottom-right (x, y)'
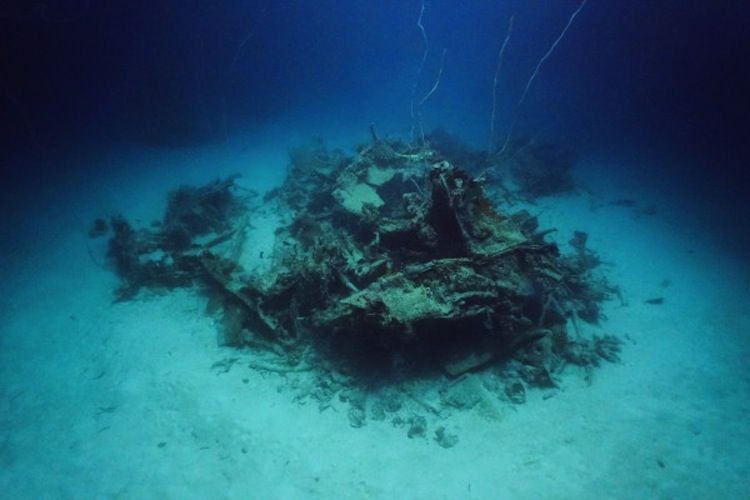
top-left (645, 297), bottom-right (664, 305)
top-left (96, 405), bottom-right (118, 415)
top-left (610, 199), bottom-right (637, 207)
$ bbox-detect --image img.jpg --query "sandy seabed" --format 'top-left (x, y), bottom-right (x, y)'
top-left (1, 131), bottom-right (748, 499)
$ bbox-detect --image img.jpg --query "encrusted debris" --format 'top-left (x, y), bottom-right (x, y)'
top-left (103, 135), bottom-right (622, 438)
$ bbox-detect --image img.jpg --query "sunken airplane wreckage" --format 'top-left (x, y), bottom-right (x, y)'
top-left (103, 134), bottom-right (621, 426)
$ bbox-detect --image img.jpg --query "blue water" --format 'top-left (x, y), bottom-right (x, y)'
top-left (1, 1), bottom-right (749, 498)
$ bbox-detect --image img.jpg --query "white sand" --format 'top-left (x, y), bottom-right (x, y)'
top-left (1, 134), bottom-right (748, 499)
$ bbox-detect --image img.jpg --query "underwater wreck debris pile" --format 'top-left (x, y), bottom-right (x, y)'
top-left (416, 130), bottom-right (577, 203)
top-left (105, 136), bottom-right (621, 429)
top-left (106, 175), bottom-right (251, 301)
top-left (501, 137), bottom-right (577, 199)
